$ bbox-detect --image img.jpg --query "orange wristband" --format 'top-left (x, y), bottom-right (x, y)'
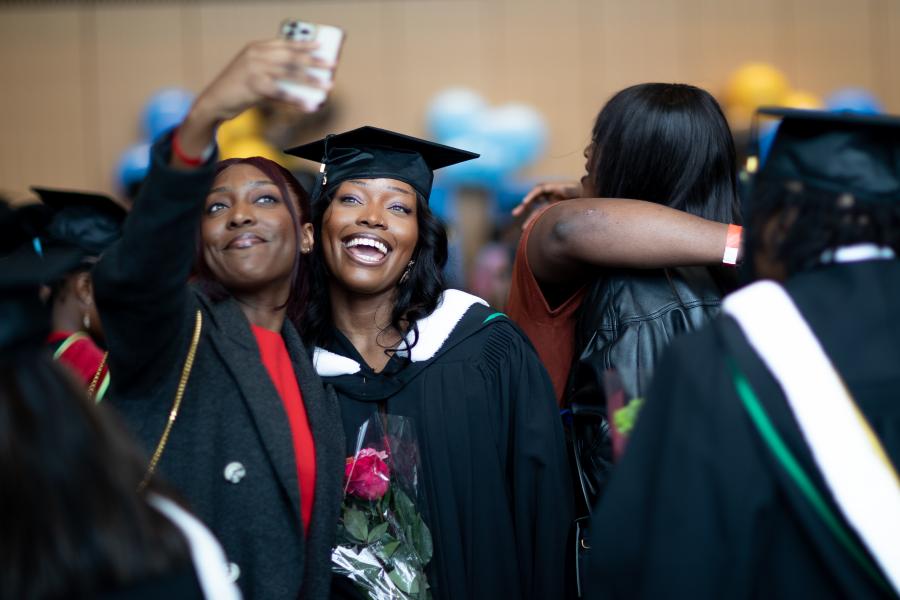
top-left (723, 224), bottom-right (742, 265)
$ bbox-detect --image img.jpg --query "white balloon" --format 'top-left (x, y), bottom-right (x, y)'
top-left (474, 104), bottom-right (548, 167)
top-left (427, 88), bottom-right (488, 141)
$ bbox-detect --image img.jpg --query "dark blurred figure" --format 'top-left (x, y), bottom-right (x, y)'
top-left (468, 240), bottom-right (514, 311)
top-left (586, 110), bottom-right (900, 598)
top-left (0, 201), bottom-right (239, 599)
top-left (34, 187), bottom-right (128, 400)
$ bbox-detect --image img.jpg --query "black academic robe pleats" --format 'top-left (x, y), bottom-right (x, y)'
top-left (585, 260), bottom-right (900, 599)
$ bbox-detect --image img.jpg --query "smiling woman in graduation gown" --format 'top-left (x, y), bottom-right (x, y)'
top-left (289, 128), bottom-right (573, 600)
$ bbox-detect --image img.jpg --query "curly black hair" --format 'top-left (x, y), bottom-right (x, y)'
top-left (300, 185), bottom-right (448, 353)
top-left (747, 179), bottom-right (900, 278)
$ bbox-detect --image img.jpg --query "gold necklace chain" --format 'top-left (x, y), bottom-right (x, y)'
top-left (87, 352), bottom-right (109, 400)
top-left (138, 310), bottom-right (203, 492)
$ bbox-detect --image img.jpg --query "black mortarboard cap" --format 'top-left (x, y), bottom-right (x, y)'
top-left (0, 201), bottom-right (85, 353)
top-left (756, 107), bottom-right (900, 203)
top-left (284, 126), bottom-right (479, 201)
top-left (33, 187), bottom-right (128, 257)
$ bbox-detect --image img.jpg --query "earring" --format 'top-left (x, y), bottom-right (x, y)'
top-left (398, 260), bottom-right (415, 286)
top-left (83, 313), bottom-right (91, 331)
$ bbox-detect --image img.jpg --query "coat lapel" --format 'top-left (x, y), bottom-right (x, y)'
top-left (199, 295), bottom-right (303, 526)
top-left (283, 323), bottom-right (345, 597)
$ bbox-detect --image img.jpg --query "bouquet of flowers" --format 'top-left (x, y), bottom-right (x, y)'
top-left (331, 414), bottom-right (433, 600)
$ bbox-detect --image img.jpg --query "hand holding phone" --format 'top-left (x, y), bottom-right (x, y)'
top-left (277, 20), bottom-right (345, 111)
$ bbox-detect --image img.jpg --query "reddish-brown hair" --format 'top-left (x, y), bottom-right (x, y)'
top-left (194, 157), bottom-right (312, 332)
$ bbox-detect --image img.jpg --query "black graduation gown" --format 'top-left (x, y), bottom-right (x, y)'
top-left (315, 294), bottom-right (573, 600)
top-left (585, 260), bottom-right (900, 599)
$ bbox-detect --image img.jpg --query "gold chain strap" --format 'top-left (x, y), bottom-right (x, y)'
top-left (138, 310), bottom-right (203, 492)
top-left (87, 351), bottom-right (109, 400)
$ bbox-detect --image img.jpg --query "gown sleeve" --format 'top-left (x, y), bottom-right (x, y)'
top-left (486, 319), bottom-right (574, 600)
top-left (584, 328), bottom-right (771, 599)
top-left (92, 134), bottom-right (217, 394)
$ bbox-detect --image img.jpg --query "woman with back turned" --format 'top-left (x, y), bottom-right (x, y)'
top-left (509, 83), bottom-right (743, 404)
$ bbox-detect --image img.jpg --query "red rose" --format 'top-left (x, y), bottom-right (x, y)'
top-left (345, 448), bottom-right (390, 500)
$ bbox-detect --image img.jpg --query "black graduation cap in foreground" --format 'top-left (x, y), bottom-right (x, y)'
top-left (33, 187), bottom-right (128, 258)
top-left (757, 107), bottom-right (900, 203)
top-left (0, 201), bottom-right (85, 353)
top-left (285, 126), bottom-right (479, 201)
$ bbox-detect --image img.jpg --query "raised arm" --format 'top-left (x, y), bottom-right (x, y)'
top-left (93, 38), bottom-right (333, 388)
top-left (527, 197), bottom-right (738, 286)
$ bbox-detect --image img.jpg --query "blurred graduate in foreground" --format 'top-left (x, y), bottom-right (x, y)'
top-left (586, 109), bottom-right (900, 599)
top-left (0, 201), bottom-right (238, 599)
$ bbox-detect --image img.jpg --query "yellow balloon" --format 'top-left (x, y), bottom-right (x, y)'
top-left (217, 108), bottom-right (265, 148)
top-left (780, 90), bottom-right (824, 110)
top-left (219, 136), bottom-right (286, 165)
top-left (724, 63), bottom-right (791, 112)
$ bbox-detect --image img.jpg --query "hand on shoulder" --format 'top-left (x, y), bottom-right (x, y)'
top-left (512, 181), bottom-right (583, 231)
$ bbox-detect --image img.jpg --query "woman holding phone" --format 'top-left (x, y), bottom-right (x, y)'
top-left (93, 38), bottom-right (343, 600)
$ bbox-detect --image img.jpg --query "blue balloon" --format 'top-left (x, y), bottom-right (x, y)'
top-left (475, 104), bottom-right (548, 169)
top-left (427, 88), bottom-right (486, 141)
top-left (427, 183), bottom-right (456, 223)
top-left (825, 88), bottom-right (883, 115)
top-left (142, 88), bottom-right (195, 142)
top-left (495, 178), bottom-right (541, 214)
top-left (116, 142), bottom-right (151, 192)
top-left (437, 134), bottom-right (517, 188)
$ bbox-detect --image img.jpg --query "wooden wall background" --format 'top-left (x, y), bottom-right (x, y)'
top-left (1, 0), bottom-right (898, 200)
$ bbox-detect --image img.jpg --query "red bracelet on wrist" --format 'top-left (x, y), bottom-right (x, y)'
top-left (172, 126), bottom-right (208, 167)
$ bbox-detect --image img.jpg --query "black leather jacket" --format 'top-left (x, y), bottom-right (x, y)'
top-left (564, 267), bottom-right (730, 517)
top-left (568, 266), bottom-right (728, 402)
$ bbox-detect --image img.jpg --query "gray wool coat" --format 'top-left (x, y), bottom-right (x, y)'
top-left (93, 137), bottom-right (344, 600)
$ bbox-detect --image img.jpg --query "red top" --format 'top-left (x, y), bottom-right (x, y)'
top-left (505, 209), bottom-right (586, 405)
top-left (47, 331), bottom-right (110, 399)
top-left (252, 325), bottom-right (317, 534)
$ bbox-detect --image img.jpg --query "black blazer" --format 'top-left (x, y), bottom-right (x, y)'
top-left (93, 136), bottom-right (344, 600)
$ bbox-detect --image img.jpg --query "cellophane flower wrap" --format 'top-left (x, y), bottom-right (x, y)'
top-left (332, 414), bottom-right (433, 599)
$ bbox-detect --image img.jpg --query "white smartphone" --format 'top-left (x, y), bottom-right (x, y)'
top-left (278, 20), bottom-right (345, 110)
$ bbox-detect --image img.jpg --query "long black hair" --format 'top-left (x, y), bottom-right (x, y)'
top-left (193, 156), bottom-right (313, 332)
top-left (301, 184), bottom-right (448, 351)
top-left (586, 83), bottom-right (741, 224)
top-left (0, 349), bottom-right (191, 598)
